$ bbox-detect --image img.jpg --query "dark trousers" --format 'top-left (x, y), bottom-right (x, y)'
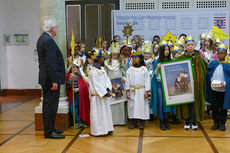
top-left (212, 90), bottom-right (227, 125)
top-left (185, 103), bottom-right (196, 124)
top-left (42, 84), bottom-right (60, 136)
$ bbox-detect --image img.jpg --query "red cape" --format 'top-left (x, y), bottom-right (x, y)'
top-left (66, 73), bottom-right (90, 126)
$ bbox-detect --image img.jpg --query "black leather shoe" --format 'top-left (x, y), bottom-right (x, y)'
top-left (55, 129), bottom-right (64, 134)
top-left (211, 124), bottom-right (219, 130)
top-left (45, 131), bottom-right (65, 139)
top-left (219, 124), bottom-right (226, 131)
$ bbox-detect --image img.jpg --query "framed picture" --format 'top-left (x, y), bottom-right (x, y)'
top-left (3, 34), bottom-right (11, 46)
top-left (14, 34), bottom-right (29, 46)
top-left (160, 58), bottom-right (194, 106)
top-left (110, 78), bottom-right (126, 105)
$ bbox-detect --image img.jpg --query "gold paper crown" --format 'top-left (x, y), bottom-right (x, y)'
top-left (176, 37), bottom-right (185, 47)
top-left (159, 40), bottom-right (168, 48)
top-left (214, 38), bottom-right (223, 44)
top-left (200, 31), bottom-right (207, 38)
top-left (122, 39), bottom-right (132, 47)
top-left (110, 42), bottom-right (120, 53)
top-left (205, 30), bottom-right (214, 40)
top-left (143, 41), bottom-right (153, 54)
top-left (185, 36), bottom-right (195, 44)
top-left (131, 48), bottom-right (143, 57)
top-left (217, 43), bottom-right (228, 51)
top-left (95, 36), bottom-right (104, 48)
top-left (73, 58), bottom-right (81, 67)
top-left (172, 46), bottom-right (182, 54)
top-left (88, 48), bottom-right (101, 60)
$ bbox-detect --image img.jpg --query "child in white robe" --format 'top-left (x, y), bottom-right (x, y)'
top-left (88, 49), bottom-right (114, 136)
top-left (125, 50), bottom-right (150, 130)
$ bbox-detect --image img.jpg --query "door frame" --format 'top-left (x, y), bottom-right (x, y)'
top-left (65, 0), bottom-right (119, 43)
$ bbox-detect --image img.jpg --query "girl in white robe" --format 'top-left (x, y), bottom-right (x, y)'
top-left (125, 52), bottom-right (150, 130)
top-left (104, 41), bottom-right (128, 125)
top-left (88, 49), bottom-right (114, 136)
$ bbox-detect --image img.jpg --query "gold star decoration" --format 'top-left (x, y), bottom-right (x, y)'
top-left (162, 31), bottom-right (177, 43)
top-left (122, 24), bottom-right (134, 37)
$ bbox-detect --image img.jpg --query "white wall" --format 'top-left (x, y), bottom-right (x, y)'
top-left (1, 0), bottom-right (40, 89)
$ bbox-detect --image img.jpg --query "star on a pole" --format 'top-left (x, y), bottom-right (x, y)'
top-left (122, 24), bottom-right (134, 37)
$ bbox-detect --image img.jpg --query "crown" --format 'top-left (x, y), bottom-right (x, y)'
top-left (73, 58), bottom-right (81, 67)
top-left (121, 38), bottom-right (132, 48)
top-left (200, 31), bottom-right (207, 38)
top-left (217, 43), bottom-right (228, 51)
top-left (88, 48), bottom-right (102, 61)
top-left (143, 41), bottom-right (153, 54)
top-left (172, 46), bottom-right (182, 54)
top-left (176, 37), bottom-right (185, 47)
top-left (185, 36), bottom-right (195, 44)
top-left (159, 40), bottom-right (168, 48)
top-left (205, 30), bottom-right (214, 40)
top-left (110, 41), bottom-right (120, 53)
top-left (214, 38), bottom-right (223, 44)
top-left (131, 47), bottom-right (143, 57)
top-left (95, 36), bottom-right (104, 48)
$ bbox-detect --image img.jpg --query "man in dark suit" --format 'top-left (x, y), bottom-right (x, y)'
top-left (37, 18), bottom-right (66, 139)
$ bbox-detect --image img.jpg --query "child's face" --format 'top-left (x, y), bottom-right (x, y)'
top-left (132, 41), bottom-right (137, 49)
top-left (74, 46), bottom-right (80, 56)
top-left (205, 39), bottom-right (211, 48)
top-left (185, 41), bottom-right (195, 54)
top-left (80, 44), bottom-right (85, 52)
top-left (200, 37), bottom-right (205, 46)
top-left (73, 65), bottom-right (79, 74)
top-left (87, 57), bottom-right (94, 65)
top-left (164, 46), bottom-right (170, 57)
top-left (132, 56), bottom-right (140, 65)
top-left (112, 53), bottom-right (119, 59)
top-left (143, 52), bottom-right (151, 60)
top-left (134, 36), bottom-right (139, 43)
top-left (154, 47), bottom-right (159, 54)
top-left (122, 47), bottom-right (131, 57)
top-left (217, 49), bottom-right (227, 61)
top-left (174, 51), bottom-right (182, 59)
top-left (114, 36), bottom-right (120, 43)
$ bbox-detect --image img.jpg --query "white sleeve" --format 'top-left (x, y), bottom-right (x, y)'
top-left (90, 70), bottom-right (109, 97)
top-left (144, 68), bottom-right (151, 91)
top-left (125, 69), bottom-right (130, 90)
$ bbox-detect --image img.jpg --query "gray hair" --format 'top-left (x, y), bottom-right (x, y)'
top-left (42, 18), bottom-right (57, 32)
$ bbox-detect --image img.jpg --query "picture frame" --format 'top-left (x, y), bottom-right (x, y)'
top-left (160, 58), bottom-right (194, 106)
top-left (110, 78), bottom-right (127, 105)
top-left (14, 34), bottom-right (29, 46)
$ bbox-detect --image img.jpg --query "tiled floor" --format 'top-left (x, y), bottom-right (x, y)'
top-left (0, 95), bottom-right (229, 153)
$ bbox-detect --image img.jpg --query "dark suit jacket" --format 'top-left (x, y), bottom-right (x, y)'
top-left (37, 32), bottom-right (66, 86)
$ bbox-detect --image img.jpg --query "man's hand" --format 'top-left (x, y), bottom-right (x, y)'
top-left (51, 82), bottom-right (58, 91)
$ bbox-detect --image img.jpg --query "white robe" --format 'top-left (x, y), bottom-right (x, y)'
top-left (125, 66), bottom-right (150, 120)
top-left (88, 67), bottom-right (114, 136)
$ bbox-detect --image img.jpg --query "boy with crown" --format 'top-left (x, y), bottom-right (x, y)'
top-left (125, 49), bottom-right (150, 130)
top-left (206, 44), bottom-right (230, 131)
top-left (177, 36), bottom-right (207, 130)
top-left (120, 39), bottom-right (133, 68)
top-left (104, 41), bottom-right (127, 125)
top-left (88, 48), bottom-right (114, 136)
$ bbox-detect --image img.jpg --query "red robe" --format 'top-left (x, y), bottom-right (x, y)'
top-left (66, 73), bottom-right (90, 126)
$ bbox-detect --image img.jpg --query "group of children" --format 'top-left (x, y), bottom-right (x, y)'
top-left (66, 32), bottom-right (230, 136)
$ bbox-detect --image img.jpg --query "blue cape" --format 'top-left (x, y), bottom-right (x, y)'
top-left (206, 60), bottom-right (230, 109)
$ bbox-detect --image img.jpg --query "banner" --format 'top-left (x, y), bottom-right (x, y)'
top-left (112, 8), bottom-right (229, 46)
